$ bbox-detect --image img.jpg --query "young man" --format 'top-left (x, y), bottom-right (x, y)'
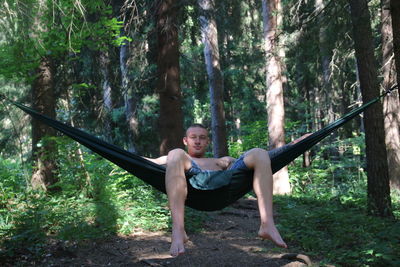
top-left (148, 124), bottom-right (287, 257)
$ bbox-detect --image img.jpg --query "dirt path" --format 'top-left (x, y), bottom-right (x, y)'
top-left (38, 198), bottom-right (314, 266)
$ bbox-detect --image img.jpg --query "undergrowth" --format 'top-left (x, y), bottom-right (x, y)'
top-left (276, 135), bottom-right (400, 266)
top-left (276, 191), bottom-right (400, 266)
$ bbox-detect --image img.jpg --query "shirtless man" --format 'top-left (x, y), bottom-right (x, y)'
top-left (148, 124), bottom-right (287, 257)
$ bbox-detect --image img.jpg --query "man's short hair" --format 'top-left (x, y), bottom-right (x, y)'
top-left (185, 123), bottom-right (208, 136)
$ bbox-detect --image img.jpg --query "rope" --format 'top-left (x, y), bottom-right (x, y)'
top-left (385, 84), bottom-right (399, 95)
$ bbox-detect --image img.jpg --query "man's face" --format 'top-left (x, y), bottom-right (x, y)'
top-left (183, 126), bottom-right (209, 158)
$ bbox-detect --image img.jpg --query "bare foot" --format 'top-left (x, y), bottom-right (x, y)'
top-left (170, 228), bottom-right (189, 257)
top-left (258, 223), bottom-right (287, 248)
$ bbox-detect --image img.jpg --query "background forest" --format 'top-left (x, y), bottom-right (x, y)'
top-left (0, 0), bottom-right (400, 266)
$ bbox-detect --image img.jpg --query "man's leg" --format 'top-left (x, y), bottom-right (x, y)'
top-left (165, 149), bottom-right (192, 256)
top-left (243, 148), bottom-right (287, 248)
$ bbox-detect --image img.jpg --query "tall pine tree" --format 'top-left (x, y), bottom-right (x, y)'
top-left (349, 0), bottom-right (393, 217)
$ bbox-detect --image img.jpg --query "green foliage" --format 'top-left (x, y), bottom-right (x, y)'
top-left (104, 18), bottom-right (133, 47)
top-left (135, 94), bottom-right (161, 156)
top-left (289, 135), bottom-right (367, 198)
top-left (0, 159), bottom-right (29, 236)
top-left (0, 0), bottom-right (131, 82)
top-left (229, 120), bottom-right (269, 158)
top-left (0, 159), bottom-right (27, 196)
top-left (0, 43), bottom-right (40, 80)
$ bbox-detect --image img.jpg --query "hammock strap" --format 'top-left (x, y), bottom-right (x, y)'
top-left (268, 84), bottom-right (398, 173)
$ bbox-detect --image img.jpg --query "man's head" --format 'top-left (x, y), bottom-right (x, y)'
top-left (183, 124), bottom-right (209, 158)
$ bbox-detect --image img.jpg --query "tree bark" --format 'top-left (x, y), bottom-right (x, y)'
top-left (99, 50), bottom-right (114, 142)
top-left (262, 0), bottom-right (290, 194)
top-left (120, 32), bottom-right (138, 153)
top-left (391, 0), bottom-right (400, 90)
top-left (303, 82), bottom-right (313, 167)
top-left (31, 56), bottom-right (58, 190)
top-left (198, 0), bottom-right (228, 157)
top-left (315, 0), bottom-right (336, 126)
top-left (156, 0), bottom-right (184, 155)
top-left (382, 0), bottom-right (400, 190)
top-left (349, 0), bottom-right (393, 217)
top-left (121, 44), bottom-right (138, 153)
top-left (113, 0), bottom-right (138, 153)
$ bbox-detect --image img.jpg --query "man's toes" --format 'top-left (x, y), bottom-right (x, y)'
top-left (170, 244), bottom-right (185, 257)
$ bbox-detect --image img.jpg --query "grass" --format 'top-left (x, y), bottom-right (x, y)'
top-left (274, 151), bottom-right (400, 266)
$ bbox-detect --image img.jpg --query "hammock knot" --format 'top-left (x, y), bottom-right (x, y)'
top-left (386, 84), bottom-right (399, 95)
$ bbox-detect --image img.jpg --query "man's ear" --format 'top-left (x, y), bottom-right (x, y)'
top-left (183, 137), bottom-right (188, 146)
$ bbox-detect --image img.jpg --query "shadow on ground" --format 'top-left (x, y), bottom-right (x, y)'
top-left (36, 198), bottom-right (313, 267)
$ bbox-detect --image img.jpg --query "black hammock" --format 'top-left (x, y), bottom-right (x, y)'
top-left (4, 86), bottom-right (397, 211)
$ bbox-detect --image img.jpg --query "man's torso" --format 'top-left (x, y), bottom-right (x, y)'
top-left (192, 158), bottom-right (224, 171)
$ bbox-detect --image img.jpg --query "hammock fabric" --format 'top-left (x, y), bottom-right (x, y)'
top-left (4, 86), bottom-right (397, 211)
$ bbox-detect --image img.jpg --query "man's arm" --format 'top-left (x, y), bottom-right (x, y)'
top-left (144, 155), bottom-right (168, 165)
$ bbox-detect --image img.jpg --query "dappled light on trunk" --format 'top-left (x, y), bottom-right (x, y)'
top-left (199, 0), bottom-right (228, 158)
top-left (31, 56), bottom-right (58, 190)
top-left (262, 0), bottom-right (290, 195)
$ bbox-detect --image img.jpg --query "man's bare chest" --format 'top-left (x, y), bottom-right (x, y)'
top-left (192, 158), bottom-right (223, 171)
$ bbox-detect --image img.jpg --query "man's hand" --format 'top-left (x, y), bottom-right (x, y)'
top-left (217, 156), bottom-right (236, 170)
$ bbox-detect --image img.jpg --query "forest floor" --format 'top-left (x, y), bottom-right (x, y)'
top-left (30, 197), bottom-right (316, 267)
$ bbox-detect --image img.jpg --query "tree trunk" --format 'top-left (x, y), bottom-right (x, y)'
top-left (349, 0), bottom-right (393, 217)
top-left (303, 83), bottom-right (313, 167)
top-left (156, 0), bottom-right (184, 155)
top-left (198, 0), bottom-right (228, 157)
top-left (262, 0), bottom-right (290, 194)
top-left (120, 35), bottom-right (138, 153)
top-left (31, 56), bottom-right (58, 190)
top-left (317, 0), bottom-right (331, 93)
top-left (315, 0), bottom-right (336, 125)
top-left (382, 0), bottom-right (400, 190)
top-left (391, 0), bottom-right (400, 90)
top-left (99, 50), bottom-right (113, 142)
top-left (114, 0), bottom-right (138, 153)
